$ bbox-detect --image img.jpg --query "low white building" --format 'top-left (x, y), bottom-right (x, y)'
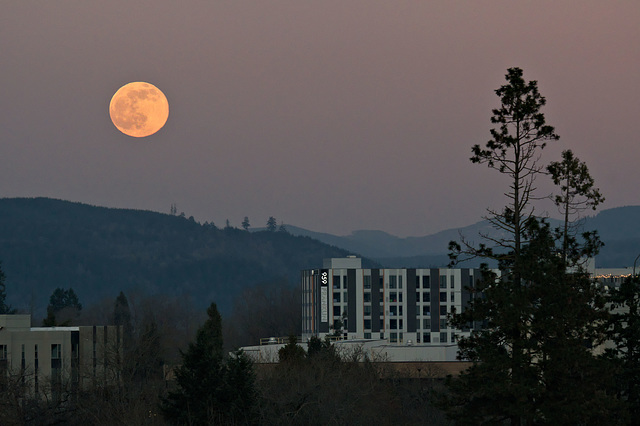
top-left (0, 315), bottom-right (121, 398)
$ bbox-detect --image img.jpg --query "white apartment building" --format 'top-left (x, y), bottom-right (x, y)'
top-left (301, 257), bottom-right (491, 346)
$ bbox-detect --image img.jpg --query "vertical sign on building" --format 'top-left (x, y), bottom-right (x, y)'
top-left (320, 269), bottom-right (329, 323)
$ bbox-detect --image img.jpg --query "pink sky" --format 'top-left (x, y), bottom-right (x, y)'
top-left (1, 1), bottom-right (638, 236)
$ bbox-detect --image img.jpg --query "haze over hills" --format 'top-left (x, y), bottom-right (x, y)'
top-left (283, 206), bottom-right (640, 268)
top-left (1, 198), bottom-right (638, 317)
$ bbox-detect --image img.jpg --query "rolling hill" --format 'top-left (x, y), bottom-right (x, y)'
top-left (0, 198), bottom-right (375, 315)
top-left (1, 198), bottom-right (637, 317)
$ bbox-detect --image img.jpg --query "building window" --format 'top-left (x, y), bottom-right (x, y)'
top-left (440, 318), bottom-right (447, 329)
top-left (333, 306), bottom-right (341, 317)
top-left (415, 275), bottom-right (421, 289)
top-left (34, 344), bottom-right (39, 392)
top-left (364, 292), bottom-right (371, 303)
top-left (423, 318), bottom-right (431, 329)
top-left (333, 292), bottom-right (341, 303)
top-left (423, 305), bottom-right (430, 316)
top-left (423, 333), bottom-right (431, 343)
top-left (0, 344), bottom-right (7, 375)
top-left (450, 276), bottom-right (455, 288)
top-left (440, 292), bottom-right (447, 302)
top-left (440, 332), bottom-right (448, 343)
top-left (364, 332), bottom-right (371, 339)
top-left (364, 275), bottom-right (371, 289)
top-left (390, 292), bottom-right (398, 303)
top-left (390, 305), bottom-right (397, 316)
top-left (423, 292), bottom-right (430, 303)
top-left (440, 305), bottom-right (448, 316)
top-left (343, 292), bottom-right (348, 303)
top-left (399, 292), bottom-right (403, 302)
top-left (364, 305), bottom-right (372, 316)
top-left (416, 292), bottom-right (420, 303)
top-left (51, 344), bottom-right (61, 360)
top-left (424, 276), bottom-right (430, 287)
top-left (390, 319), bottom-right (397, 329)
top-left (364, 319), bottom-right (371, 329)
top-left (390, 332), bottom-right (398, 343)
top-left (389, 276), bottom-right (397, 289)
top-left (398, 275), bottom-right (403, 289)
top-left (333, 276), bottom-right (340, 289)
top-left (399, 319), bottom-right (404, 329)
top-left (451, 292), bottom-right (455, 303)
top-left (51, 344), bottom-right (62, 379)
top-left (380, 319), bottom-right (384, 330)
top-left (440, 275), bottom-right (447, 289)
top-left (399, 306), bottom-right (404, 316)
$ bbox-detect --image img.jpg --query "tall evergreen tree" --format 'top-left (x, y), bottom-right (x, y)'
top-left (278, 335), bottom-right (306, 364)
top-left (241, 216), bottom-right (251, 231)
top-left (454, 67), bottom-right (559, 266)
top-left (42, 287), bottom-right (82, 326)
top-left (444, 68), bottom-right (613, 425)
top-left (266, 216), bottom-right (277, 232)
top-left (161, 303), bottom-right (225, 425)
top-left (112, 291), bottom-right (133, 340)
top-left (221, 350), bottom-right (258, 424)
top-left (547, 149), bottom-right (604, 262)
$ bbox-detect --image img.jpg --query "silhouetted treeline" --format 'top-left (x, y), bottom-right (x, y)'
top-left (0, 294), bottom-right (450, 425)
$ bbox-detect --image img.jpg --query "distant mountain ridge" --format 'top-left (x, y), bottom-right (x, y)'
top-left (0, 198), bottom-right (637, 317)
top-left (285, 206), bottom-right (640, 268)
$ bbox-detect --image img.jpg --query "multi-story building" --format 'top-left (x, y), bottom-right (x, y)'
top-left (0, 314), bottom-right (122, 397)
top-left (302, 256), bottom-right (492, 346)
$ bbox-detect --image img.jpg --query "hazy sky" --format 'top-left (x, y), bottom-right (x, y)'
top-left (2, 1), bottom-right (638, 237)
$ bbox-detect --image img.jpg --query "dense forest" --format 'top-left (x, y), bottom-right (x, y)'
top-left (0, 197), bottom-right (375, 316)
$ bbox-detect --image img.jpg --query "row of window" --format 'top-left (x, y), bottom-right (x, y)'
top-left (361, 317), bottom-right (450, 331)
top-left (385, 332), bottom-right (453, 344)
top-left (360, 290), bottom-right (457, 303)
top-left (335, 306), bottom-right (449, 321)
top-left (334, 274), bottom-right (462, 290)
top-left (0, 344), bottom-right (61, 361)
top-left (325, 283), bottom-right (461, 305)
top-left (361, 304), bottom-right (452, 317)
top-left (356, 328), bottom-right (464, 342)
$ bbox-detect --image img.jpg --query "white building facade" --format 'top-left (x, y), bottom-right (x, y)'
top-left (0, 315), bottom-right (121, 397)
top-left (302, 257), bottom-right (489, 346)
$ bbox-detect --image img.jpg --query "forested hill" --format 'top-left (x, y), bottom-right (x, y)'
top-left (0, 198), bottom-right (366, 315)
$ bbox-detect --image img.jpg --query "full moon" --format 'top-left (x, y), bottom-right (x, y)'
top-left (109, 82), bottom-right (169, 137)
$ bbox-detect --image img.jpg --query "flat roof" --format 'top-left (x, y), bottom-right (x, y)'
top-left (30, 327), bottom-right (80, 332)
